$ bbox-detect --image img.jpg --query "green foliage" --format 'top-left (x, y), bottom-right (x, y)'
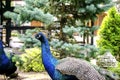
top-left (11, 31), bottom-right (19, 37)
top-left (108, 62), bottom-right (120, 78)
top-left (63, 25), bottom-right (99, 37)
top-left (4, 0), bottom-right (54, 26)
top-left (48, 0), bottom-right (113, 21)
top-left (50, 39), bottom-right (99, 60)
top-left (16, 47), bottom-right (58, 72)
top-left (24, 0), bottom-right (49, 8)
top-left (46, 0), bottom-right (114, 59)
top-left (97, 7), bottom-right (120, 60)
top-left (18, 47), bottom-right (45, 72)
top-left (3, 11), bottom-right (18, 23)
top-left (19, 28), bottom-right (41, 51)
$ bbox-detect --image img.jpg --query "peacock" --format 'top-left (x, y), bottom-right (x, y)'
top-left (35, 32), bottom-right (118, 80)
top-left (0, 40), bottom-right (17, 79)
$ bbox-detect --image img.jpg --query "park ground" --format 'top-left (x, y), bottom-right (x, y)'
top-left (0, 72), bottom-right (51, 80)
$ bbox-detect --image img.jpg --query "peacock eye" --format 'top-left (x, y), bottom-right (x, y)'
top-left (37, 34), bottom-right (41, 39)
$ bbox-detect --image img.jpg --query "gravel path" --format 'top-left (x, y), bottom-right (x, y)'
top-left (0, 72), bottom-right (51, 80)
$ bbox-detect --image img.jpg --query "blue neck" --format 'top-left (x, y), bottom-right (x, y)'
top-left (0, 40), bottom-right (3, 48)
top-left (0, 40), bottom-right (9, 68)
top-left (41, 36), bottom-right (57, 79)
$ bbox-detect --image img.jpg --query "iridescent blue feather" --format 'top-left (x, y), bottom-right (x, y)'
top-left (0, 40), bottom-right (17, 77)
top-left (35, 32), bottom-right (79, 80)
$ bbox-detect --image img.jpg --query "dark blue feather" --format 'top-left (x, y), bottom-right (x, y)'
top-left (0, 40), bottom-right (17, 77)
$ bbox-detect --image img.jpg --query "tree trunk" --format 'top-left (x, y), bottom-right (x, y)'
top-left (91, 21), bottom-right (94, 45)
top-left (59, 17), bottom-right (66, 41)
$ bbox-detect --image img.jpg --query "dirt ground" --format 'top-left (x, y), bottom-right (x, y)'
top-left (0, 72), bottom-right (51, 80)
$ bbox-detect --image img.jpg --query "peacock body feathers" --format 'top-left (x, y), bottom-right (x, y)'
top-left (35, 32), bottom-right (118, 80)
top-left (0, 40), bottom-right (17, 77)
top-left (56, 57), bottom-right (105, 80)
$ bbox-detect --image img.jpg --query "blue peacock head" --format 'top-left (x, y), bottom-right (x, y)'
top-left (35, 32), bottom-right (46, 42)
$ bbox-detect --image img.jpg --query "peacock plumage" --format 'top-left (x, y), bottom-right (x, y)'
top-left (35, 32), bottom-right (118, 80)
top-left (0, 40), bottom-right (17, 79)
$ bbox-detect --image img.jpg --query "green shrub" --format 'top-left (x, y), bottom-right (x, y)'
top-left (97, 7), bottom-right (120, 61)
top-left (11, 30), bottom-right (19, 37)
top-left (108, 62), bottom-right (120, 78)
top-left (19, 47), bottom-right (45, 72)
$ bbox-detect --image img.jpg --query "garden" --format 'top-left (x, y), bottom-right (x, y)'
top-left (0, 0), bottom-right (120, 80)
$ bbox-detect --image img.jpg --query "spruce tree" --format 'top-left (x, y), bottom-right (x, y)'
top-left (48, 0), bottom-right (113, 39)
top-left (4, 0), bottom-right (54, 26)
top-left (48, 0), bottom-right (113, 59)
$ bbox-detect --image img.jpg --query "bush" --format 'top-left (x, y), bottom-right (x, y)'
top-left (97, 7), bottom-right (120, 61)
top-left (11, 30), bottom-right (19, 37)
top-left (18, 47), bottom-right (45, 72)
top-left (108, 62), bottom-right (120, 78)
